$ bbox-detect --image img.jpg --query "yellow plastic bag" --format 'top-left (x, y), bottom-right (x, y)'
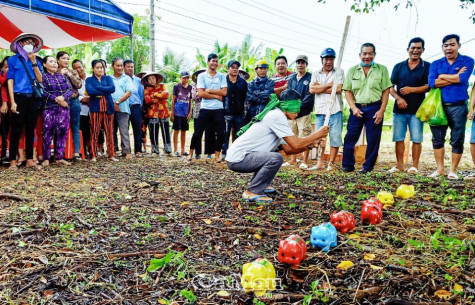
top-left (416, 88), bottom-right (440, 123)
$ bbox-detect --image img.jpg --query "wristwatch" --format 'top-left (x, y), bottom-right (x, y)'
top-left (32, 64), bottom-right (37, 67)
top-left (114, 100), bottom-right (120, 105)
top-left (307, 144), bottom-right (313, 150)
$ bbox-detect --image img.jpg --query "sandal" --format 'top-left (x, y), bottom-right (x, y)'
top-left (242, 195), bottom-right (273, 203)
top-left (299, 163), bottom-right (309, 170)
top-left (406, 167), bottom-right (419, 174)
top-left (281, 162), bottom-right (295, 167)
top-left (428, 170), bottom-right (443, 178)
top-left (447, 172), bottom-right (459, 180)
top-left (388, 166), bottom-right (403, 173)
top-left (464, 172), bottom-right (475, 180)
top-left (264, 187), bottom-right (276, 194)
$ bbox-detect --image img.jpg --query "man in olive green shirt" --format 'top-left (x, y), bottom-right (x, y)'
top-left (342, 42), bottom-right (392, 173)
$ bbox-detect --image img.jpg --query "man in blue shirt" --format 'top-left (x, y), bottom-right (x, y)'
top-left (111, 58), bottom-right (133, 159)
top-left (427, 34), bottom-right (474, 180)
top-left (188, 53), bottom-right (227, 162)
top-left (283, 55), bottom-right (315, 169)
top-left (124, 60), bottom-right (145, 157)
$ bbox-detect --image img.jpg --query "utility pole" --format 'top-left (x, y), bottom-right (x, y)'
top-left (150, 0), bottom-right (156, 71)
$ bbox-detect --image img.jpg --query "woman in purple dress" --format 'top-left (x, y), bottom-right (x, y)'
top-left (41, 55), bottom-right (73, 167)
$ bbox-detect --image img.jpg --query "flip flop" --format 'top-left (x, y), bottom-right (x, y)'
top-left (388, 166), bottom-right (403, 174)
top-left (406, 167), bottom-right (419, 174)
top-left (264, 187), bottom-right (276, 194)
top-left (447, 172), bottom-right (459, 180)
top-left (242, 195), bottom-right (273, 203)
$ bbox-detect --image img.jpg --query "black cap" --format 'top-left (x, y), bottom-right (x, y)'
top-left (180, 71), bottom-right (190, 78)
top-left (227, 60), bottom-right (241, 68)
top-left (280, 89), bottom-right (301, 101)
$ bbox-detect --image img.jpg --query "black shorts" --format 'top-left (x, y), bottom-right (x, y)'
top-left (172, 115), bottom-right (189, 131)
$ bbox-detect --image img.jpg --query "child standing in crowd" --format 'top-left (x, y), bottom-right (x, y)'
top-left (143, 72), bottom-right (171, 156)
top-left (171, 71), bottom-right (192, 157)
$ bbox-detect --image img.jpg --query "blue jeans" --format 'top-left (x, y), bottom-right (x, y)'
top-left (392, 113), bottom-right (423, 143)
top-left (342, 103), bottom-right (383, 171)
top-left (222, 115), bottom-right (245, 155)
top-left (69, 98), bottom-right (81, 154)
top-left (471, 119), bottom-right (475, 144)
top-left (430, 103), bottom-right (468, 154)
top-left (315, 112), bottom-right (343, 147)
top-left (129, 104), bottom-right (143, 153)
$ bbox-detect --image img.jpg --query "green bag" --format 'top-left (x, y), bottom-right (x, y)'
top-left (416, 88), bottom-right (440, 123)
top-left (429, 92), bottom-right (448, 126)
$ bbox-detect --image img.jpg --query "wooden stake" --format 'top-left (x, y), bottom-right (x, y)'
top-left (324, 16), bottom-right (351, 126)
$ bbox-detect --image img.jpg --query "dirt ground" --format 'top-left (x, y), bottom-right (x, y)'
top-left (0, 141), bottom-right (474, 304)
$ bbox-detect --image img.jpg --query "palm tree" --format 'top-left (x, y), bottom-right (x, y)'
top-left (158, 48), bottom-right (188, 83)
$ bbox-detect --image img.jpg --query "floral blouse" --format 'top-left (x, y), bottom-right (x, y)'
top-left (144, 84), bottom-right (170, 119)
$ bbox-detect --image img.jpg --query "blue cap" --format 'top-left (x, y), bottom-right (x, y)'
top-left (320, 48), bottom-right (336, 58)
top-left (227, 60), bottom-right (241, 68)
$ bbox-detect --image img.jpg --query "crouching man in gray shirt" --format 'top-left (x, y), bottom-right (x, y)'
top-left (226, 90), bottom-right (329, 203)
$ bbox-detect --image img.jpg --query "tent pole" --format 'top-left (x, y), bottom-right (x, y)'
top-left (130, 34), bottom-right (134, 62)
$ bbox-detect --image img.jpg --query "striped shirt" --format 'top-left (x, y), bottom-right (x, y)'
top-left (311, 68), bottom-right (345, 115)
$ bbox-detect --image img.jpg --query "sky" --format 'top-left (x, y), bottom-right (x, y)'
top-left (115, 0), bottom-right (475, 74)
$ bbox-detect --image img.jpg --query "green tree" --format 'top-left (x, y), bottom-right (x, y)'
top-left (106, 14), bottom-right (150, 73)
top-left (317, 0), bottom-right (475, 22)
top-left (158, 48), bottom-right (188, 84)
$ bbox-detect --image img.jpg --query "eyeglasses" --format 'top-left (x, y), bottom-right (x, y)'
top-left (22, 39), bottom-right (35, 46)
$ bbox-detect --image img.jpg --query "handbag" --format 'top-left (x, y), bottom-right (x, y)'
top-left (19, 56), bottom-right (44, 100)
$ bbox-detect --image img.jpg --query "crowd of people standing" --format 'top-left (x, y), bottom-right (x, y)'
top-left (0, 33), bottom-right (474, 184)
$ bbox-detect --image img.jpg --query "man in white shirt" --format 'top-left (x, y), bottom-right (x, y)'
top-left (226, 90), bottom-right (329, 203)
top-left (309, 48), bottom-right (345, 171)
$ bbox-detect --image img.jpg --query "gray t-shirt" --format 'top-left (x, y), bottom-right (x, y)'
top-left (225, 108), bottom-right (294, 163)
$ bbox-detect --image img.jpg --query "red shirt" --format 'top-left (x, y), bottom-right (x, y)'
top-left (0, 71), bottom-right (9, 103)
top-left (272, 71), bottom-right (294, 89)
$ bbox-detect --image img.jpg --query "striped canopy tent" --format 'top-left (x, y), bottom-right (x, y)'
top-left (0, 0), bottom-right (133, 49)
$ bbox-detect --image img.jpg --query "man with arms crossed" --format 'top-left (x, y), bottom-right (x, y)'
top-left (427, 34), bottom-right (474, 179)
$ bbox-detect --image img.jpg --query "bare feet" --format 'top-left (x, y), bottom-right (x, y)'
top-left (125, 153), bottom-right (133, 159)
top-left (42, 160), bottom-right (50, 167)
top-left (316, 159), bottom-right (325, 169)
top-left (56, 159), bottom-right (71, 166)
top-left (9, 161), bottom-right (18, 170)
top-left (26, 159), bottom-right (42, 170)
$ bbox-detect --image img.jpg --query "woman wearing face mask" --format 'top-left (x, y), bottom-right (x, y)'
top-left (85, 59), bottom-right (117, 162)
top-left (41, 56), bottom-right (73, 167)
top-left (6, 33), bottom-right (44, 170)
top-left (57, 51), bottom-right (83, 161)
